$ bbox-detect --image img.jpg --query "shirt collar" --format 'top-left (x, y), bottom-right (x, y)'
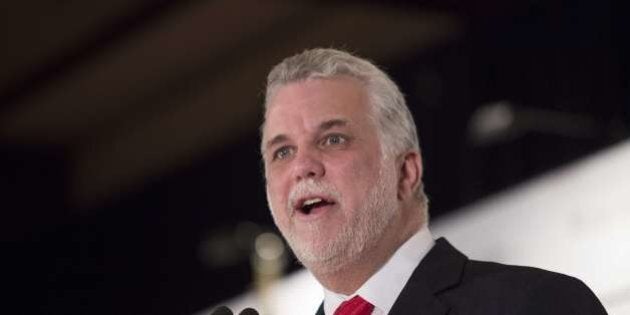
top-left (323, 227), bottom-right (435, 315)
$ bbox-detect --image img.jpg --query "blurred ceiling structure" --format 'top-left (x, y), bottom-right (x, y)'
top-left (1, 0), bottom-right (627, 314)
top-left (2, 0), bottom-right (459, 209)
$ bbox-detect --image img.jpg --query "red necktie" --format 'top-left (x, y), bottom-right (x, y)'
top-left (333, 295), bottom-right (374, 315)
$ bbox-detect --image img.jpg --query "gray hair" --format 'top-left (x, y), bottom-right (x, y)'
top-left (261, 48), bottom-right (429, 215)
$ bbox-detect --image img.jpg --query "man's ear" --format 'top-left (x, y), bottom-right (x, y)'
top-left (397, 151), bottom-right (423, 201)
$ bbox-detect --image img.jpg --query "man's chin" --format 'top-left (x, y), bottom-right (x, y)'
top-left (289, 237), bottom-right (337, 261)
top-left (287, 237), bottom-right (350, 270)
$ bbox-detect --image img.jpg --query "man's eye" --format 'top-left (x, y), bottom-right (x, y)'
top-left (323, 134), bottom-right (347, 146)
top-left (273, 146), bottom-right (293, 160)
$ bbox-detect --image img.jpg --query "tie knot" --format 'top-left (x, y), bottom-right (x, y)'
top-left (333, 295), bottom-right (374, 315)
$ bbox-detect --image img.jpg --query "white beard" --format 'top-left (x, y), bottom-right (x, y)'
top-left (267, 159), bottom-right (399, 274)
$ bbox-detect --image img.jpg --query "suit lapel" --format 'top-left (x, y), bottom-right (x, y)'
top-left (389, 238), bottom-right (467, 315)
top-left (315, 302), bottom-right (325, 315)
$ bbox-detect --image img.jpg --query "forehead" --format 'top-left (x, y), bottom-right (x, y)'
top-left (262, 76), bottom-right (372, 137)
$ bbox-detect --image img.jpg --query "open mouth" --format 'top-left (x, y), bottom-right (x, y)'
top-left (296, 197), bottom-right (335, 215)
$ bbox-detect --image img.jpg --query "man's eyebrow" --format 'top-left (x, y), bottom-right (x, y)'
top-left (319, 118), bottom-right (348, 131)
top-left (263, 119), bottom-right (348, 153)
top-left (265, 134), bottom-right (289, 152)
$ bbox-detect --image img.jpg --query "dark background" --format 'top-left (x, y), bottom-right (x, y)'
top-left (1, 0), bottom-right (628, 314)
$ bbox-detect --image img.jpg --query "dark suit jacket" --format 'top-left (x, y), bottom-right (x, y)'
top-left (316, 238), bottom-right (607, 315)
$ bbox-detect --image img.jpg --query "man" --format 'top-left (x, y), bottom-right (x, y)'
top-left (259, 48), bottom-right (606, 315)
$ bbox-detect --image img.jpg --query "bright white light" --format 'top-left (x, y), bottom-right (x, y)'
top-left (195, 270), bottom-right (323, 315)
top-left (432, 139), bottom-right (630, 315)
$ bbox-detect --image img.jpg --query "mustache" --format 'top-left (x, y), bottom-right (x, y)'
top-left (287, 179), bottom-right (341, 210)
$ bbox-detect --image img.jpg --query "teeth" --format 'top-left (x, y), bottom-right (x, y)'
top-left (303, 198), bottom-right (322, 206)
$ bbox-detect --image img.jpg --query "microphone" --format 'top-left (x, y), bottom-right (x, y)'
top-left (210, 306), bottom-right (233, 315)
top-left (239, 308), bottom-right (260, 315)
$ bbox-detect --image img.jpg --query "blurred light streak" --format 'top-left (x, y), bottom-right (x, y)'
top-left (198, 221), bottom-right (262, 269)
top-left (252, 232), bottom-right (287, 315)
top-left (468, 101), bottom-right (601, 146)
top-left (468, 100), bottom-right (515, 145)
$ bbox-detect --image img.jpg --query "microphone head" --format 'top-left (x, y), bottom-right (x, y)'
top-left (238, 307), bottom-right (260, 315)
top-left (210, 305), bottom-right (234, 315)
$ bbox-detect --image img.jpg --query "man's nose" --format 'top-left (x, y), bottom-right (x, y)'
top-left (292, 148), bottom-right (325, 181)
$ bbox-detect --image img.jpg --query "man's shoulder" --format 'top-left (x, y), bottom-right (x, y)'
top-left (464, 258), bottom-right (569, 282)
top-left (428, 238), bottom-right (594, 294)
top-left (409, 238), bottom-right (607, 314)
top-left (461, 258), bottom-right (587, 292)
top-left (442, 258), bottom-right (607, 314)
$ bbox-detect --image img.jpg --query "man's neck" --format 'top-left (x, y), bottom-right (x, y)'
top-left (312, 206), bottom-right (423, 294)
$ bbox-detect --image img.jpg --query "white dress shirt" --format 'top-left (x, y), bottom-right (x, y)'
top-left (323, 227), bottom-right (435, 315)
